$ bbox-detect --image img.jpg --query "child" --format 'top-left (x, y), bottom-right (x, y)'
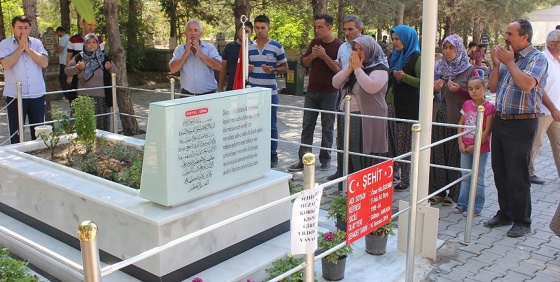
top-left (453, 77), bottom-right (495, 216)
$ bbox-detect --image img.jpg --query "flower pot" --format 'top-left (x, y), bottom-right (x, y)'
top-left (321, 255), bottom-right (346, 281)
top-left (336, 217), bottom-right (347, 231)
top-left (365, 233), bottom-right (388, 255)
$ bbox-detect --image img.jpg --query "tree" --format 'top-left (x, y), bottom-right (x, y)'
top-left (233, 0), bottom-right (250, 27)
top-left (60, 0), bottom-right (71, 32)
top-left (127, 0), bottom-right (139, 69)
top-left (104, 0), bottom-right (141, 135)
top-left (0, 1), bottom-right (5, 41)
top-left (22, 0), bottom-right (39, 37)
top-left (310, 0), bottom-right (326, 16)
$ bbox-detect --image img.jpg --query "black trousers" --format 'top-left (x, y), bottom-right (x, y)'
top-left (491, 117), bottom-right (537, 226)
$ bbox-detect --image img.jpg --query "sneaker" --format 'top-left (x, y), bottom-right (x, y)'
top-left (271, 155), bottom-right (278, 168)
top-left (326, 173), bottom-right (339, 181)
top-left (287, 162), bottom-right (304, 172)
top-left (453, 208), bottom-right (464, 214)
top-left (483, 215), bottom-right (513, 228)
top-left (320, 162), bottom-right (329, 171)
top-left (506, 224), bottom-right (531, 237)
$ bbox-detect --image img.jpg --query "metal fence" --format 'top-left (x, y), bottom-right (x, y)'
top-left (0, 79), bottom-right (485, 281)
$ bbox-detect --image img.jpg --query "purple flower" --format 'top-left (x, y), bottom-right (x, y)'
top-left (192, 278), bottom-right (203, 282)
top-left (324, 232), bottom-right (334, 242)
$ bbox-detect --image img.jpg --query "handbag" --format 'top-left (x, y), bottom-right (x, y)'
top-left (549, 203), bottom-right (560, 237)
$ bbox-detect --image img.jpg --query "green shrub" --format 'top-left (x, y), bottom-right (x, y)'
top-left (265, 254), bottom-right (317, 281)
top-left (0, 248), bottom-right (39, 282)
top-left (71, 96), bottom-right (96, 154)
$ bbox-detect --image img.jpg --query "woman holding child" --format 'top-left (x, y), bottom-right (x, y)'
top-left (429, 34), bottom-right (479, 206)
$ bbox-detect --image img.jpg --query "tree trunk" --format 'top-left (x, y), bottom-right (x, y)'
top-left (395, 2), bottom-right (404, 26)
top-left (104, 0), bottom-right (141, 136)
top-left (337, 0), bottom-right (344, 40)
top-left (443, 16), bottom-right (451, 41)
top-left (127, 0), bottom-right (138, 69)
top-left (59, 0), bottom-right (70, 33)
top-left (472, 15), bottom-right (482, 44)
top-left (310, 0), bottom-right (326, 16)
top-left (233, 0), bottom-right (250, 28)
top-left (22, 0), bottom-right (40, 38)
top-left (0, 1), bottom-right (5, 41)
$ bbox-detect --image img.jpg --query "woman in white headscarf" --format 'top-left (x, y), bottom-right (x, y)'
top-left (332, 35), bottom-right (389, 174)
top-left (65, 33), bottom-right (116, 131)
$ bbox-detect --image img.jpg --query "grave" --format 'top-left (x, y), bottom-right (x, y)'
top-left (0, 87), bottom-right (292, 281)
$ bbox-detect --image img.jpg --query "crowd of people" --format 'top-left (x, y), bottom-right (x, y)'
top-left (1, 14), bottom-right (559, 238)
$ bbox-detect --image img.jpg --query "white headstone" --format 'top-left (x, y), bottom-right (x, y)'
top-left (140, 87), bottom-right (272, 206)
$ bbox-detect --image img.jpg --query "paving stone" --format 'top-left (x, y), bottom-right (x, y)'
top-left (471, 251), bottom-right (502, 264)
top-left (435, 259), bottom-right (462, 274)
top-left (519, 237), bottom-right (548, 249)
top-left (492, 271), bottom-right (532, 282)
top-left (469, 268), bottom-right (503, 282)
top-left (510, 260), bottom-right (543, 277)
top-left (530, 271), bottom-right (559, 282)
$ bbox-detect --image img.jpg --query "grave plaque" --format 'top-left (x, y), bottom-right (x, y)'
top-left (42, 27), bottom-right (57, 56)
top-left (140, 87), bottom-right (272, 206)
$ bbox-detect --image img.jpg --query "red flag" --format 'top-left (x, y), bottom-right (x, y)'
top-left (232, 48), bottom-right (244, 90)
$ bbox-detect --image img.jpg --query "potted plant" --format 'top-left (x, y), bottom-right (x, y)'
top-left (327, 196), bottom-right (347, 231)
top-left (318, 230), bottom-right (353, 281)
top-left (265, 253), bottom-right (317, 281)
top-left (365, 222), bottom-right (395, 255)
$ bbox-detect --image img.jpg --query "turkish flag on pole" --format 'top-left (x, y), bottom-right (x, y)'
top-left (232, 48), bottom-right (244, 90)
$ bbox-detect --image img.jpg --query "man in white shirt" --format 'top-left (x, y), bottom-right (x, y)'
top-left (529, 29), bottom-right (560, 184)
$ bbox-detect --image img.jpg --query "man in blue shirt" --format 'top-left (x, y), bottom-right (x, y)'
top-left (485, 19), bottom-right (548, 237)
top-left (0, 16), bottom-right (48, 144)
top-left (169, 19), bottom-right (222, 95)
top-left (248, 15), bottom-right (288, 168)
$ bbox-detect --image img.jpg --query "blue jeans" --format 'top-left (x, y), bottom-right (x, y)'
top-left (297, 91), bottom-right (337, 164)
top-left (456, 152), bottom-right (489, 213)
top-left (271, 94), bottom-right (279, 156)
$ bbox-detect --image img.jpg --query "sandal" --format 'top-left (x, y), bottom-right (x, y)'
top-left (428, 195), bottom-right (444, 206)
top-left (442, 197), bottom-right (455, 206)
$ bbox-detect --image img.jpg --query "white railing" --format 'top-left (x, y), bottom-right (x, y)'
top-left (0, 80), bottom-right (484, 282)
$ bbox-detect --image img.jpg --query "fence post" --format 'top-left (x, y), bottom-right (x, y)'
top-left (111, 73), bottom-right (118, 134)
top-left (463, 105), bottom-right (485, 243)
top-left (405, 124), bottom-right (421, 282)
top-left (17, 82), bottom-right (23, 143)
top-left (302, 152), bottom-right (316, 282)
top-left (342, 95), bottom-right (351, 192)
top-left (170, 78), bottom-right (175, 100)
top-left (78, 220), bottom-right (101, 282)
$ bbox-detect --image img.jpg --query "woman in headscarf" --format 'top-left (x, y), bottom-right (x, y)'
top-left (429, 34), bottom-right (479, 206)
top-left (387, 25), bottom-right (421, 192)
top-left (65, 33), bottom-right (116, 131)
top-left (332, 35), bottom-right (389, 174)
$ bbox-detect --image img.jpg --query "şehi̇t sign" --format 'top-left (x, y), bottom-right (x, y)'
top-left (346, 160), bottom-right (394, 245)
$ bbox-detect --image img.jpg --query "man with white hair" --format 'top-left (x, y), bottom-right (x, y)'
top-left (169, 19), bottom-right (222, 95)
top-left (528, 29), bottom-right (560, 185)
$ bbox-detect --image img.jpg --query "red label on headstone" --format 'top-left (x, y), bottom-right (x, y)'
top-left (346, 160), bottom-right (393, 245)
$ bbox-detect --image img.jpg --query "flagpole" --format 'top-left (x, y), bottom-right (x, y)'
top-left (240, 15), bottom-right (248, 89)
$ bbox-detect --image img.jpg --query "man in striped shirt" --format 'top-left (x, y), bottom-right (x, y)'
top-left (485, 19), bottom-right (548, 238)
top-left (247, 15), bottom-right (288, 168)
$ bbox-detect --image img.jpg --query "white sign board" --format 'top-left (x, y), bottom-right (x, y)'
top-left (140, 87), bottom-right (272, 206)
top-left (291, 185), bottom-right (323, 255)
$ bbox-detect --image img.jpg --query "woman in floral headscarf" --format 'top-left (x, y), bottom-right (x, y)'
top-left (332, 35), bottom-right (389, 173)
top-left (429, 34), bottom-right (479, 206)
top-left (65, 33), bottom-right (116, 131)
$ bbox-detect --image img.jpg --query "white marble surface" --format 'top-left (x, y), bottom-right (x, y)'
top-left (0, 135), bottom-right (293, 277)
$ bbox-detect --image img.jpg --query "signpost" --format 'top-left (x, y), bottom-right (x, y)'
top-left (346, 160), bottom-right (394, 245)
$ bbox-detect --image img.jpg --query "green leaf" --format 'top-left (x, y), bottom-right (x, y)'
top-left (70, 0), bottom-right (96, 24)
